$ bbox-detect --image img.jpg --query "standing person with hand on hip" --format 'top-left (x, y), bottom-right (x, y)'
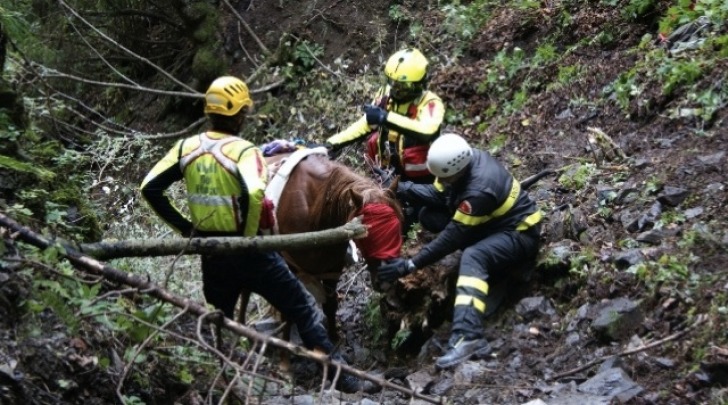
top-left (140, 76), bottom-right (366, 393)
top-left (377, 133), bottom-right (543, 369)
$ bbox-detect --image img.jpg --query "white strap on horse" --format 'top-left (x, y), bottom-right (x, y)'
top-left (264, 147), bottom-right (328, 234)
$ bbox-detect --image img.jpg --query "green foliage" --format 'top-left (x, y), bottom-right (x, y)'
top-left (608, 70), bottom-right (640, 110)
top-left (279, 40), bottom-right (325, 83)
top-left (533, 43), bottom-right (558, 65)
top-left (441, 0), bottom-right (495, 41)
top-left (389, 5), bottom-right (411, 22)
top-left (548, 64), bottom-right (583, 91)
top-left (712, 35), bottom-right (728, 57)
top-left (657, 59), bottom-right (703, 96)
top-left (623, 0), bottom-right (656, 20)
top-left (0, 4), bottom-right (31, 50)
top-left (626, 253), bottom-right (694, 287)
top-left (567, 248), bottom-right (598, 279)
top-left (391, 328), bottom-right (412, 350)
top-left (660, 0), bottom-right (728, 34)
top-left (0, 154), bottom-right (55, 180)
top-left (364, 294), bottom-right (387, 344)
top-left (558, 163), bottom-right (597, 190)
top-left (191, 46), bottom-right (226, 85)
top-left (292, 40), bottom-right (324, 70)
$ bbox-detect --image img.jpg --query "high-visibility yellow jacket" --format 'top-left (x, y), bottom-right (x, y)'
top-left (326, 86), bottom-right (444, 178)
top-left (140, 131), bottom-right (267, 237)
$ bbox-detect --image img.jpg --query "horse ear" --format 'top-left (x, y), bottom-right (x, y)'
top-left (349, 189), bottom-right (364, 209)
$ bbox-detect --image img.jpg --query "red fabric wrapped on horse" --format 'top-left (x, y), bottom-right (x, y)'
top-left (240, 148), bottom-right (404, 339)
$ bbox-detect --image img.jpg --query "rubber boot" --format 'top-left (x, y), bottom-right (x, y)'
top-left (436, 306), bottom-right (491, 369)
top-left (435, 334), bottom-right (492, 370)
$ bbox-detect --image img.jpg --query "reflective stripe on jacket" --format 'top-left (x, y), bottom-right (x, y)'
top-left (406, 150), bottom-right (543, 268)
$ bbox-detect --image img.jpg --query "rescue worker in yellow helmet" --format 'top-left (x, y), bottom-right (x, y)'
top-left (325, 48), bottom-right (444, 184)
top-left (377, 134), bottom-right (543, 369)
top-left (140, 76), bottom-right (366, 393)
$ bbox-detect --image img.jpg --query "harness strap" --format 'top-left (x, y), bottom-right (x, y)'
top-left (264, 147), bottom-right (328, 233)
top-left (179, 132), bottom-right (245, 175)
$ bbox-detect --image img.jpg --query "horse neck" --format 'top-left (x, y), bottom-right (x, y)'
top-left (318, 167), bottom-right (366, 226)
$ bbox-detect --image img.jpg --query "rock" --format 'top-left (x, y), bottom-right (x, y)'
top-left (614, 249), bottom-right (644, 269)
top-left (684, 206), bottom-right (704, 219)
top-left (696, 151), bottom-right (725, 166)
top-left (405, 370), bottom-right (434, 393)
top-left (516, 296), bottom-right (557, 320)
top-left (699, 361), bottom-right (728, 387)
top-left (706, 182), bottom-right (724, 193)
top-left (453, 361), bottom-right (485, 385)
top-left (591, 298), bottom-right (643, 342)
top-left (597, 356), bottom-right (625, 373)
top-left (578, 367), bottom-right (643, 402)
top-left (565, 331), bottom-right (581, 346)
top-left (632, 158), bottom-right (650, 169)
top-left (429, 375), bottom-right (454, 396)
top-left (615, 186), bottom-right (640, 204)
top-left (626, 202), bottom-right (662, 233)
top-left (657, 186), bottom-right (689, 207)
top-left (653, 357), bottom-right (676, 369)
top-left (635, 229), bottom-right (664, 245)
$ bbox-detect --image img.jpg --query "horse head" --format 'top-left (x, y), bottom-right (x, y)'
top-left (347, 176), bottom-right (404, 273)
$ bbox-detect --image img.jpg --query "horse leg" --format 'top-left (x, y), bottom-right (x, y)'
top-left (322, 279), bottom-right (339, 341)
top-left (237, 289), bottom-right (251, 325)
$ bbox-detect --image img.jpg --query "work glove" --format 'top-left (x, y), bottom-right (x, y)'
top-left (363, 105), bottom-right (388, 126)
top-left (324, 142), bottom-right (340, 159)
top-left (378, 258), bottom-right (416, 282)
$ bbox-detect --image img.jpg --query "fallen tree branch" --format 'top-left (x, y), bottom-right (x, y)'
top-left (547, 314), bottom-right (708, 381)
top-left (74, 217), bottom-right (368, 260)
top-left (0, 212), bottom-right (444, 404)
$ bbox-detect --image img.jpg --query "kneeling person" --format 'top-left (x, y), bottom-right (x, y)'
top-left (378, 133), bottom-right (542, 369)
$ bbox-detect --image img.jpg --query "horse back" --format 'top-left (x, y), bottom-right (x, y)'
top-left (268, 153), bottom-right (349, 275)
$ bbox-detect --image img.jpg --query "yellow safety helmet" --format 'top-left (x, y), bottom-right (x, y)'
top-left (384, 48), bottom-right (428, 83)
top-left (204, 76), bottom-right (253, 116)
top-left (384, 48), bottom-right (428, 102)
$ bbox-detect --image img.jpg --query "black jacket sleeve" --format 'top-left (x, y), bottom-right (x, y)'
top-left (140, 164), bottom-right (194, 236)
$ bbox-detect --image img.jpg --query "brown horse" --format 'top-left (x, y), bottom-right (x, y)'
top-left (239, 151), bottom-right (403, 339)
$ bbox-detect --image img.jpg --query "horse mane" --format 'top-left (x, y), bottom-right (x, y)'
top-left (312, 159), bottom-right (401, 229)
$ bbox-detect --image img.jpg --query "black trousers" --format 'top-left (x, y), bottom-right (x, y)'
top-left (201, 251), bottom-right (332, 352)
top-left (419, 206), bottom-right (541, 339)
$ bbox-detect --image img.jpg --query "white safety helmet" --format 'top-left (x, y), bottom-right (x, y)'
top-left (426, 133), bottom-right (473, 178)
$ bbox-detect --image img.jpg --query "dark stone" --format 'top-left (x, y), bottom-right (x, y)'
top-left (636, 229), bottom-right (664, 245)
top-left (614, 249), bottom-right (644, 269)
top-left (591, 298), bottom-right (643, 342)
top-left (657, 186), bottom-right (689, 207)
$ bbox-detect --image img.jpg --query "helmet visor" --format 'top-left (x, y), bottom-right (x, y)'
top-left (387, 79), bottom-right (421, 102)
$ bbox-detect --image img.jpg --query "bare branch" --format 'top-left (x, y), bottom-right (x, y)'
top-left (35, 62), bottom-right (201, 98)
top-left (58, 0), bottom-right (196, 93)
